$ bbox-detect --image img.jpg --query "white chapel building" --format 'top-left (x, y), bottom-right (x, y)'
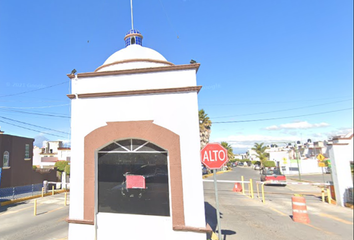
top-left (67, 29), bottom-right (210, 239)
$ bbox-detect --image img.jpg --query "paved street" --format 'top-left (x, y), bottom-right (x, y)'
top-left (0, 168), bottom-right (352, 240)
top-left (204, 167), bottom-right (353, 240)
top-left (0, 193), bottom-right (69, 240)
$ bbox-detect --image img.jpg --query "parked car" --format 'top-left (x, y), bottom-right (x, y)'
top-left (260, 167), bottom-right (286, 186)
top-left (253, 164), bottom-right (261, 170)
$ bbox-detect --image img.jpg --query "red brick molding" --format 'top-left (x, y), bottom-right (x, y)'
top-left (84, 121), bottom-right (185, 227)
top-left (67, 63), bottom-right (200, 79)
top-left (332, 133), bottom-right (353, 140)
top-left (173, 224), bottom-right (213, 233)
top-left (95, 58), bottom-right (174, 72)
top-left (67, 86), bottom-right (202, 99)
top-left (66, 218), bottom-right (94, 225)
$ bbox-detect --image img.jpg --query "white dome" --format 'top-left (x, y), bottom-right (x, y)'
top-left (96, 44), bottom-right (173, 72)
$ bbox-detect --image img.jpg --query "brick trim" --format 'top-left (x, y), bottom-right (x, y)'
top-left (67, 63), bottom-right (200, 79)
top-left (66, 218), bottom-right (94, 225)
top-left (173, 224), bottom-right (213, 233)
top-left (67, 86), bottom-right (202, 99)
top-left (83, 121), bottom-right (185, 227)
top-left (95, 58), bottom-right (174, 72)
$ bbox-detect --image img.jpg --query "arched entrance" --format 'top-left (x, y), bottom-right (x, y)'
top-left (97, 138), bottom-right (170, 216)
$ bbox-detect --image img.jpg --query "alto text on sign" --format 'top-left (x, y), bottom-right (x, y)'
top-left (201, 143), bottom-right (229, 169)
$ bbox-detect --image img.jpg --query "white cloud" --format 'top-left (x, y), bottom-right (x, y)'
top-left (265, 121), bottom-right (329, 130)
top-left (212, 134), bottom-right (302, 154)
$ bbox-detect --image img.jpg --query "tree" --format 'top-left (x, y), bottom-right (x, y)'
top-left (65, 164), bottom-right (70, 176)
top-left (221, 141), bottom-right (235, 162)
top-left (199, 109), bottom-right (212, 149)
top-left (251, 143), bottom-right (269, 166)
top-left (55, 161), bottom-right (69, 173)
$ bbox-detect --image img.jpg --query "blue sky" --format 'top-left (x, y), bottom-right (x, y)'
top-left (0, 0), bottom-right (352, 153)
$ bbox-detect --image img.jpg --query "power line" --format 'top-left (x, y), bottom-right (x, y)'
top-left (0, 108), bottom-right (70, 118)
top-left (0, 103), bottom-right (70, 109)
top-left (213, 108), bottom-right (352, 124)
top-left (0, 116), bottom-right (70, 135)
top-left (212, 99), bottom-right (352, 119)
top-left (0, 81), bottom-right (68, 98)
top-left (201, 96), bottom-right (353, 106)
top-left (0, 120), bottom-right (68, 138)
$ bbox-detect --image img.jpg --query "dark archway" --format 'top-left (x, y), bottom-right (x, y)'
top-left (97, 139), bottom-right (170, 216)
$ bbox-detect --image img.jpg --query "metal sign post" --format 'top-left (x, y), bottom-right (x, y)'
top-left (213, 170), bottom-right (222, 240)
top-left (201, 143), bottom-right (229, 240)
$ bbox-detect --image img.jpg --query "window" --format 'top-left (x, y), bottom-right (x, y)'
top-left (25, 144), bottom-right (30, 159)
top-left (98, 139), bottom-right (170, 216)
top-left (3, 151), bottom-right (9, 167)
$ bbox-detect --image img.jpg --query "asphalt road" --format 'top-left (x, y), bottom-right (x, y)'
top-left (0, 168), bottom-right (352, 240)
top-left (0, 193), bottom-right (69, 240)
top-left (204, 167), bottom-right (353, 240)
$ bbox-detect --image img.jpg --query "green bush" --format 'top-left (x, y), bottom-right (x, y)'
top-left (65, 164), bottom-right (70, 176)
top-left (263, 161), bottom-right (276, 167)
top-left (32, 165), bottom-right (37, 170)
top-left (55, 161), bottom-right (69, 172)
top-left (251, 161), bottom-right (261, 165)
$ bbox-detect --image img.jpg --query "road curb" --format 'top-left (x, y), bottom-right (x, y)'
top-left (0, 189), bottom-right (69, 207)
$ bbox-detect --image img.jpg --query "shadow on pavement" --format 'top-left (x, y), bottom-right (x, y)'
top-left (205, 202), bottom-right (236, 239)
top-left (0, 201), bottom-right (26, 213)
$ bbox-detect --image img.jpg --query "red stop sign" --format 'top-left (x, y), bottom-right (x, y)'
top-left (201, 143), bottom-right (229, 169)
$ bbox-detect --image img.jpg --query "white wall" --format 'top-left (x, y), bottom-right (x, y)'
top-left (328, 134), bottom-right (353, 207)
top-left (68, 67), bottom-right (206, 240)
top-left (32, 146), bottom-right (42, 166)
top-left (270, 152), bottom-right (325, 175)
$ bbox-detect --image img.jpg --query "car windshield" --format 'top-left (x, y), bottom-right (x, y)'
top-left (264, 169), bottom-right (281, 175)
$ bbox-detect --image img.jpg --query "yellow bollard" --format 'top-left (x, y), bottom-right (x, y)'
top-left (261, 183), bottom-right (265, 203)
top-left (241, 176), bottom-right (245, 195)
top-left (41, 187), bottom-right (44, 198)
top-left (256, 182), bottom-right (260, 198)
top-left (65, 192), bottom-right (67, 206)
top-left (327, 188), bottom-right (332, 204)
top-left (250, 179), bottom-right (254, 199)
top-left (34, 199), bottom-right (37, 216)
top-left (52, 185), bottom-right (54, 196)
top-left (321, 188), bottom-right (325, 203)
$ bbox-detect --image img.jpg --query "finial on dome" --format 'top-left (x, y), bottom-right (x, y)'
top-left (125, 0), bottom-right (143, 47)
top-left (124, 29), bottom-right (143, 47)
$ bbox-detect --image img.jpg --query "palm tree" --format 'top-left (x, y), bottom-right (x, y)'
top-left (251, 143), bottom-right (269, 166)
top-left (221, 141), bottom-right (234, 161)
top-left (199, 109), bottom-right (212, 149)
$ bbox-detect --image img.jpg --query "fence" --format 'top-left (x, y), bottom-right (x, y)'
top-left (0, 183), bottom-right (43, 202)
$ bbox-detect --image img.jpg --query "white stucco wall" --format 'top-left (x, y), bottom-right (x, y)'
top-left (71, 69), bottom-right (196, 95)
top-left (68, 67), bottom-right (206, 240)
top-left (328, 135), bottom-right (353, 207)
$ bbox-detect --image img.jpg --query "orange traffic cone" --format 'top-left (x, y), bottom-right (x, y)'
top-left (233, 183), bottom-right (242, 192)
top-left (292, 195), bottom-right (310, 223)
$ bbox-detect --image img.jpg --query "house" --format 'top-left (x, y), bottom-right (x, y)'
top-left (0, 132), bottom-right (57, 188)
top-left (327, 132), bottom-right (353, 207)
top-left (33, 141), bottom-right (71, 168)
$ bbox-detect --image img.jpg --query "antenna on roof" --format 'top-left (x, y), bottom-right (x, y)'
top-left (130, 0), bottom-right (134, 29)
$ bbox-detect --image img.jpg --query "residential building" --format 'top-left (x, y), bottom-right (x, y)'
top-left (0, 132), bottom-right (56, 188)
top-left (33, 141), bottom-right (71, 168)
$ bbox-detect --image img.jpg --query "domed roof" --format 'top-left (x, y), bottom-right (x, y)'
top-left (95, 30), bottom-right (173, 72)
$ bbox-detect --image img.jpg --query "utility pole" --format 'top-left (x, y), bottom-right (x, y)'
top-left (294, 142), bottom-right (301, 181)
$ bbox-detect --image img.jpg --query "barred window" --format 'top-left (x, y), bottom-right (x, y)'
top-left (25, 144), bottom-right (30, 159)
top-left (3, 151), bottom-right (9, 167)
